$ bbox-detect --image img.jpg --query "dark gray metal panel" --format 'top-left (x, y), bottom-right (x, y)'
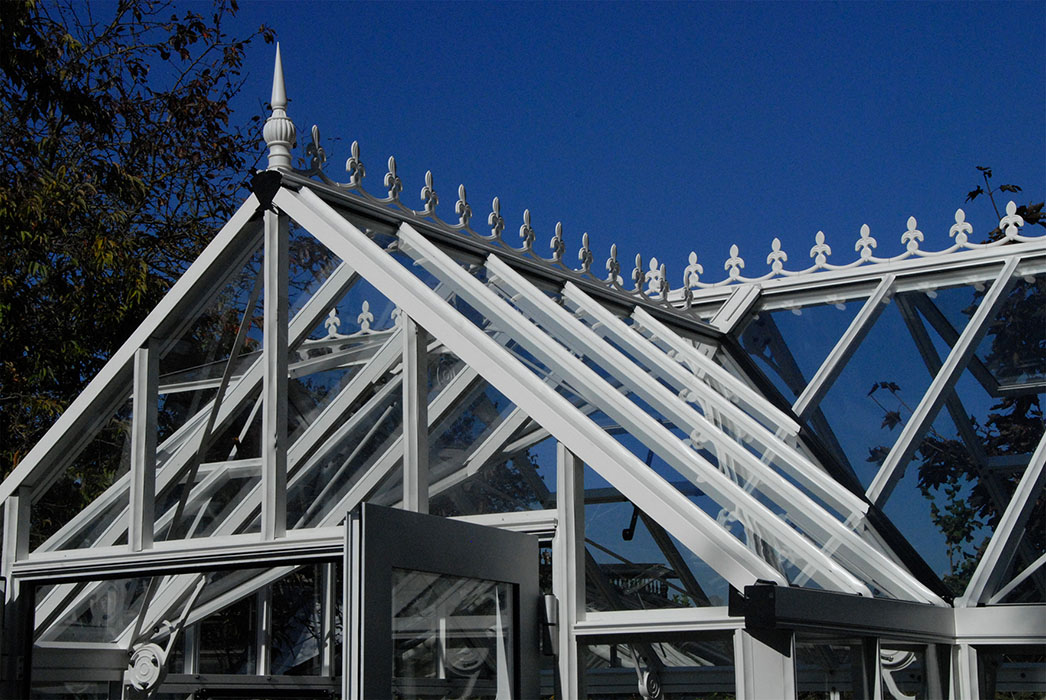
top-left (740, 584), bottom-right (955, 643)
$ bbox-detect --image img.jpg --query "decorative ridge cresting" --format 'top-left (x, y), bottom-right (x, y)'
top-left (264, 52), bottom-right (1043, 313)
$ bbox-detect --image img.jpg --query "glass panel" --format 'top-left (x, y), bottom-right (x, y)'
top-left (741, 301), bottom-right (862, 401)
top-left (391, 568), bottom-right (514, 699)
top-left (977, 645), bottom-right (1046, 697)
top-left (974, 274), bottom-right (1046, 387)
top-left (580, 633), bottom-right (735, 699)
top-left (36, 577), bottom-right (149, 644)
top-left (30, 683), bottom-right (110, 699)
top-left (875, 345), bottom-right (1043, 593)
top-left (795, 635), bottom-right (868, 699)
top-left (428, 376), bottom-right (557, 517)
top-left (584, 464), bottom-right (730, 611)
top-left (994, 520), bottom-right (1046, 604)
top-left (31, 397), bottom-right (132, 551)
top-left (271, 564), bottom-right (324, 675)
top-left (287, 218), bottom-right (341, 319)
top-left (198, 593), bottom-right (256, 674)
top-left (879, 645), bottom-right (928, 700)
top-left (287, 368), bottom-right (403, 529)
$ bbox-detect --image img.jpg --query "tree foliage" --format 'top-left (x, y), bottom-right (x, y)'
top-left (0, 0), bottom-right (274, 483)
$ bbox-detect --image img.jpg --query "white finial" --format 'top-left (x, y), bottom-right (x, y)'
top-left (271, 43), bottom-right (286, 110)
top-left (263, 43), bottom-right (296, 170)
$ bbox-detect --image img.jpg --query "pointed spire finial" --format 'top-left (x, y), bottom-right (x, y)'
top-left (271, 43), bottom-right (286, 110)
top-left (263, 43), bottom-right (296, 170)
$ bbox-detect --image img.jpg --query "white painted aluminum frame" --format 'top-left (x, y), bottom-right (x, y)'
top-left (959, 431), bottom-right (1046, 606)
top-left (791, 274), bottom-right (896, 421)
top-left (561, 280), bottom-right (862, 519)
top-left (275, 185), bottom-right (787, 591)
top-left (395, 236), bottom-right (874, 595)
top-left (630, 306), bottom-right (799, 434)
top-left (867, 257), bottom-right (1020, 506)
top-left (485, 255), bottom-right (937, 603)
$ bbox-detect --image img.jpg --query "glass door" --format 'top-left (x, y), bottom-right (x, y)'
top-left (345, 503), bottom-right (539, 699)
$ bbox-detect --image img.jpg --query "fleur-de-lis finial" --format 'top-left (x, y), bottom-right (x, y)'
top-left (855, 224), bottom-right (877, 260)
top-left (420, 170), bottom-right (438, 215)
top-left (949, 209), bottom-right (973, 245)
top-left (519, 209), bottom-right (535, 251)
top-left (306, 125), bottom-right (326, 170)
top-left (684, 251), bottom-right (703, 288)
top-left (725, 244), bottom-right (745, 279)
top-left (324, 307), bottom-right (341, 337)
top-left (645, 256), bottom-right (662, 295)
top-left (1000, 200), bottom-right (1024, 238)
top-left (577, 232), bottom-right (593, 273)
top-left (550, 222), bottom-right (565, 262)
top-left (767, 237), bottom-right (788, 273)
top-left (901, 216), bottom-right (923, 252)
top-left (809, 231), bottom-right (832, 267)
top-left (357, 300), bottom-right (374, 332)
top-left (633, 253), bottom-right (645, 291)
top-left (488, 197), bottom-right (505, 239)
top-left (606, 244), bottom-right (620, 283)
top-left (345, 140), bottom-right (365, 187)
top-left (384, 156), bottom-right (403, 200)
top-left (658, 263), bottom-right (670, 299)
top-left (455, 184), bottom-right (472, 228)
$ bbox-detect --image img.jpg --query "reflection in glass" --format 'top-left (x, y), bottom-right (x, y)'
top-left (392, 568), bottom-right (514, 699)
top-left (977, 645), bottom-right (1046, 697)
top-left (879, 645), bottom-right (928, 700)
top-left (795, 636), bottom-right (868, 699)
top-left (580, 633), bottom-right (734, 699)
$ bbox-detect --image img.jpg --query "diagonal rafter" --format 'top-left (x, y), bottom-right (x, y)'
top-left (867, 257), bottom-right (1020, 506)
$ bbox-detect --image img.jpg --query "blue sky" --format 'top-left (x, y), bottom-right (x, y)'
top-left (227, 1), bottom-right (1045, 284)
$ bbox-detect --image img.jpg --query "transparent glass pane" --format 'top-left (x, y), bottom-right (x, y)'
top-left (975, 273), bottom-right (1046, 387)
top-left (271, 564), bottom-right (325, 675)
top-left (740, 301), bottom-right (862, 401)
top-left (31, 398), bottom-right (132, 552)
top-left (880, 645), bottom-right (928, 700)
top-left (392, 568), bottom-right (514, 699)
top-left (795, 635), bottom-right (868, 699)
top-left (977, 644), bottom-right (1046, 697)
top-left (198, 593), bottom-right (256, 674)
top-left (36, 577), bottom-right (149, 644)
top-left (580, 633), bottom-right (735, 699)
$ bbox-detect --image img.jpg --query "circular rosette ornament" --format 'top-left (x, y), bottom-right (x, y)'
top-left (127, 643), bottom-right (167, 694)
top-left (639, 669), bottom-right (663, 699)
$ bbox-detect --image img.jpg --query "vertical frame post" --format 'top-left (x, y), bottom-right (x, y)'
top-left (952, 643), bottom-right (977, 700)
top-left (402, 316), bottom-right (429, 513)
top-left (739, 629), bottom-right (796, 700)
top-left (262, 209), bottom-right (288, 539)
top-left (2, 489), bottom-right (31, 697)
top-left (129, 342), bottom-right (158, 551)
top-left (553, 443), bottom-right (584, 698)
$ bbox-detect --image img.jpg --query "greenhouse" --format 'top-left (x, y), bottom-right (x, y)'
top-left (1, 49), bottom-right (1043, 699)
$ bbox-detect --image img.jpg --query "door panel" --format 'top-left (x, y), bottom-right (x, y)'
top-left (345, 503), bottom-right (539, 699)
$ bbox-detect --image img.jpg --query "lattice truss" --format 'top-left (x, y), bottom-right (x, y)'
top-left (1, 48), bottom-right (1043, 696)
